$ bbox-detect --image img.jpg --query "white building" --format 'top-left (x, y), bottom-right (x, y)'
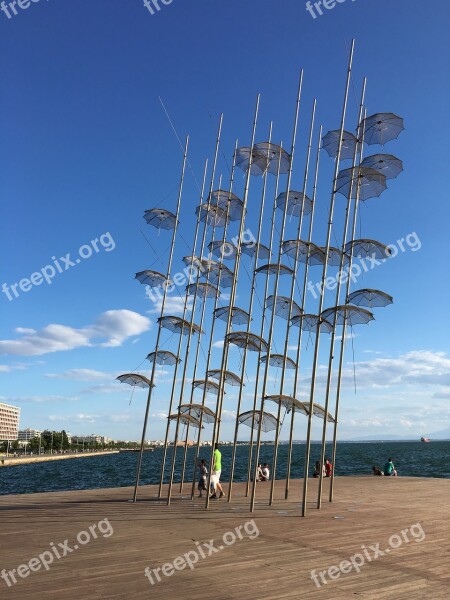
top-left (0, 403), bottom-right (20, 441)
top-left (18, 428), bottom-right (42, 442)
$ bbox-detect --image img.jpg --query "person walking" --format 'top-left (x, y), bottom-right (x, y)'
top-left (198, 459), bottom-right (208, 497)
top-left (210, 444), bottom-right (224, 499)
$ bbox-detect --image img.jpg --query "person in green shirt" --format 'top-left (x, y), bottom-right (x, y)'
top-left (384, 458), bottom-right (398, 476)
top-left (210, 443), bottom-right (224, 499)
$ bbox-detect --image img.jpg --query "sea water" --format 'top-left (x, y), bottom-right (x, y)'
top-left (0, 441), bottom-right (448, 496)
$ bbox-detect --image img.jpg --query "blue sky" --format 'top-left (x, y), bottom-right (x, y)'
top-left (1, 0), bottom-right (449, 441)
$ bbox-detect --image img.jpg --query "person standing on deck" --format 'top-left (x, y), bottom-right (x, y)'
top-left (210, 444), bottom-right (224, 499)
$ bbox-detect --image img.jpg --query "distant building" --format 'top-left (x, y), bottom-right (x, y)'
top-left (0, 403), bottom-right (20, 441)
top-left (72, 434), bottom-right (111, 445)
top-left (18, 428), bottom-right (42, 444)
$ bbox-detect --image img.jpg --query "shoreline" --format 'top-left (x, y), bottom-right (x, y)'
top-left (0, 450), bottom-right (119, 468)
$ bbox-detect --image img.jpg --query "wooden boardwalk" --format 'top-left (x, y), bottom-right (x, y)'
top-left (0, 477), bottom-right (448, 599)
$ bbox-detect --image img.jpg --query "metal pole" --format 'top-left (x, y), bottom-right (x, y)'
top-left (301, 39), bottom-right (355, 517)
top-left (190, 142), bottom-right (240, 500)
top-left (329, 106), bottom-right (368, 503)
top-left (227, 123), bottom-right (273, 502)
top-left (316, 81), bottom-right (366, 510)
top-left (285, 122), bottom-right (322, 499)
top-left (205, 93), bottom-right (261, 510)
top-left (178, 173), bottom-right (224, 493)
top-left (132, 135), bottom-right (188, 503)
top-left (244, 144), bottom-right (282, 497)
top-left (158, 117), bottom-right (223, 498)
top-left (269, 99), bottom-right (316, 506)
top-left (250, 70), bottom-right (304, 513)
top-left (166, 118), bottom-right (225, 505)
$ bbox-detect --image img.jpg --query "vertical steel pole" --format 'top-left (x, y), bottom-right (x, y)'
top-left (284, 122), bottom-right (322, 499)
top-left (250, 70), bottom-right (304, 513)
top-left (329, 106), bottom-right (368, 503)
top-left (227, 124), bottom-right (273, 501)
top-left (301, 40), bottom-right (355, 517)
top-left (133, 135), bottom-right (189, 502)
top-left (205, 94), bottom-right (261, 510)
top-left (269, 99), bottom-right (316, 506)
top-left (157, 159), bottom-right (209, 497)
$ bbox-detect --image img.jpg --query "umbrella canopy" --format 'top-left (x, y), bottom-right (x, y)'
top-left (265, 395), bottom-right (308, 416)
top-left (158, 316), bottom-right (204, 335)
top-left (322, 130), bottom-right (358, 161)
top-left (241, 242), bottom-right (271, 261)
top-left (207, 190), bottom-right (244, 221)
top-left (276, 191), bottom-right (313, 217)
top-left (226, 331), bottom-right (269, 353)
top-left (168, 413), bottom-right (203, 429)
top-left (361, 113), bottom-right (405, 146)
top-left (182, 255), bottom-right (203, 270)
top-left (347, 288), bottom-right (393, 308)
top-left (143, 208), bottom-right (178, 230)
top-left (195, 204), bottom-right (229, 227)
top-left (345, 238), bottom-right (392, 260)
top-left (291, 313), bottom-right (334, 334)
top-left (238, 410), bottom-right (278, 433)
top-left (192, 379), bottom-right (222, 395)
top-left (260, 354), bottom-right (297, 370)
top-left (207, 369), bottom-right (243, 387)
top-left (360, 154), bottom-right (403, 180)
top-left (214, 306), bottom-right (250, 326)
top-left (202, 263), bottom-right (234, 288)
top-left (146, 350), bottom-right (181, 366)
top-left (255, 263), bottom-right (294, 277)
top-left (208, 240), bottom-right (238, 261)
top-left (282, 240), bottom-right (325, 266)
top-left (253, 142), bottom-right (291, 174)
top-left (321, 305), bottom-right (375, 326)
top-left (179, 404), bottom-right (216, 424)
top-left (336, 166), bottom-right (387, 201)
top-left (312, 403), bottom-right (335, 423)
top-left (320, 247), bottom-right (350, 267)
top-left (265, 295), bottom-right (302, 320)
top-left (134, 269), bottom-right (168, 288)
top-left (185, 282), bottom-right (218, 299)
top-left (234, 146), bottom-right (271, 176)
top-left (116, 373), bottom-right (154, 388)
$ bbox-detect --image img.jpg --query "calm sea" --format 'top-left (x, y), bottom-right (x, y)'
top-left (1, 441), bottom-right (448, 496)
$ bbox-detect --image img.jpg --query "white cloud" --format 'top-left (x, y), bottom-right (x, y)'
top-left (0, 310), bottom-right (150, 357)
top-left (46, 369), bottom-right (112, 382)
top-left (0, 363), bottom-right (26, 373)
top-left (0, 395), bottom-right (78, 404)
top-left (147, 297), bottom-right (193, 315)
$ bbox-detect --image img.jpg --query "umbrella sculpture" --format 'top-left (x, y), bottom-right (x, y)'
top-left (116, 40), bottom-right (405, 517)
top-left (347, 288), bottom-right (393, 308)
top-left (214, 306), bottom-right (250, 326)
top-left (146, 351), bottom-right (181, 366)
top-left (276, 191), bottom-right (313, 217)
top-left (238, 410), bottom-right (279, 433)
top-left (360, 154), bottom-right (403, 179)
top-left (361, 112), bottom-right (405, 146)
top-left (322, 129), bottom-right (358, 161)
top-left (143, 208), bottom-right (178, 230)
top-left (260, 354), bottom-right (297, 370)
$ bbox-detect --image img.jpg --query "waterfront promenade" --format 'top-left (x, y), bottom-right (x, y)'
top-left (0, 450), bottom-right (119, 467)
top-left (0, 477), bottom-right (448, 599)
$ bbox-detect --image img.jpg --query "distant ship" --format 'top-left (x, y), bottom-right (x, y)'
top-left (420, 437), bottom-right (430, 443)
